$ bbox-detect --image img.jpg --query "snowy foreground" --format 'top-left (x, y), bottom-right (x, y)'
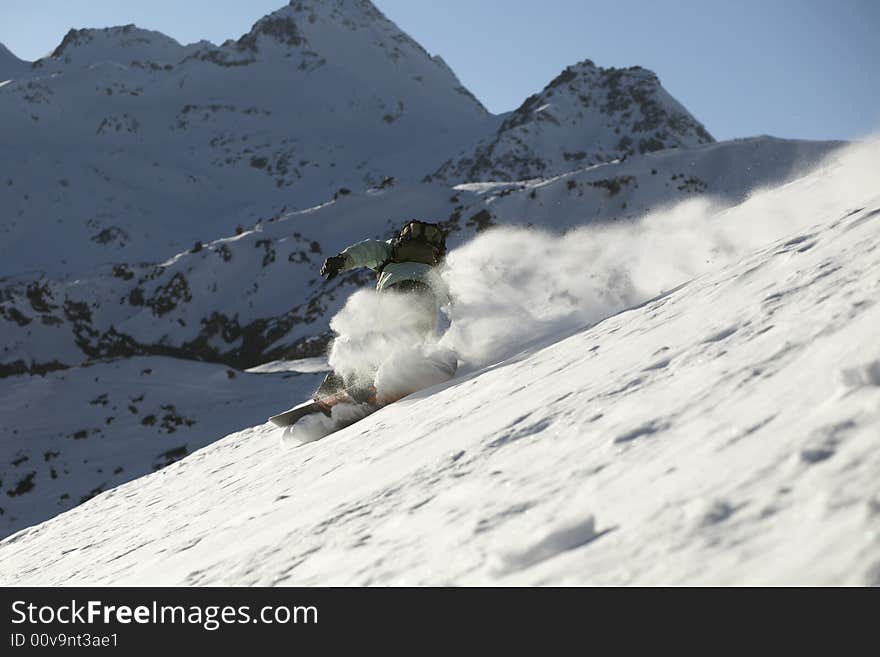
top-left (1, 144), bottom-right (878, 585)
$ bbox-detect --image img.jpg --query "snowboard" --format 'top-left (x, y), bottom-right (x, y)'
top-left (268, 389), bottom-right (365, 427)
top-left (270, 389), bottom-right (385, 447)
top-left (269, 346), bottom-right (459, 437)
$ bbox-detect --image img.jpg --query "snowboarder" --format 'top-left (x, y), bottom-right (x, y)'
top-left (315, 219), bottom-right (449, 401)
top-left (268, 220), bottom-right (453, 429)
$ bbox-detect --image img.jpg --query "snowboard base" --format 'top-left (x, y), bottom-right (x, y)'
top-left (269, 349), bottom-right (458, 430)
top-left (268, 390), bottom-right (357, 427)
top-left (279, 400), bottom-right (380, 447)
top-left (268, 399), bottom-right (324, 427)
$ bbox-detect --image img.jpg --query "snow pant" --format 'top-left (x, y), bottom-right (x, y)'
top-left (315, 280), bottom-right (439, 402)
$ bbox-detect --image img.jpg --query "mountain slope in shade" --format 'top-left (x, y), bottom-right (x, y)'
top-left (0, 0), bottom-right (496, 275)
top-left (0, 42), bottom-right (29, 80)
top-left (0, 137), bottom-right (840, 381)
top-left (430, 60), bottom-right (714, 183)
top-left (0, 141), bottom-right (877, 585)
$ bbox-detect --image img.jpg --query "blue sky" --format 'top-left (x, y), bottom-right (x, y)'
top-left (1, 0), bottom-right (877, 141)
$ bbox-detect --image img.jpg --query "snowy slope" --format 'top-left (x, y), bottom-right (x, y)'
top-left (0, 356), bottom-right (325, 539)
top-left (0, 1), bottom-right (496, 275)
top-left (1, 140), bottom-right (877, 585)
top-left (430, 60), bottom-right (714, 183)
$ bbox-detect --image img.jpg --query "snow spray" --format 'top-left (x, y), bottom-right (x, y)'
top-left (438, 138), bottom-right (879, 369)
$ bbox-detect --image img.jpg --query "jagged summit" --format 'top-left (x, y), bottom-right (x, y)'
top-left (196, 0), bottom-right (488, 118)
top-left (431, 59), bottom-right (714, 183)
top-left (279, 0), bottom-right (397, 27)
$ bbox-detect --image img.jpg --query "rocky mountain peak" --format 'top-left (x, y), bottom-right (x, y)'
top-left (230, 0), bottom-right (436, 66)
top-left (235, 9), bottom-right (309, 53)
top-left (431, 59), bottom-right (715, 183)
top-left (284, 0), bottom-right (388, 24)
top-left (238, 0), bottom-right (395, 41)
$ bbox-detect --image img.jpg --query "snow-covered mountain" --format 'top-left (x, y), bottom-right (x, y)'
top-left (0, 0), bottom-right (496, 275)
top-left (429, 60), bottom-right (714, 183)
top-left (1, 139), bottom-right (877, 585)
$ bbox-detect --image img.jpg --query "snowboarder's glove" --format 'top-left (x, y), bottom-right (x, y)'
top-left (320, 254), bottom-right (347, 280)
